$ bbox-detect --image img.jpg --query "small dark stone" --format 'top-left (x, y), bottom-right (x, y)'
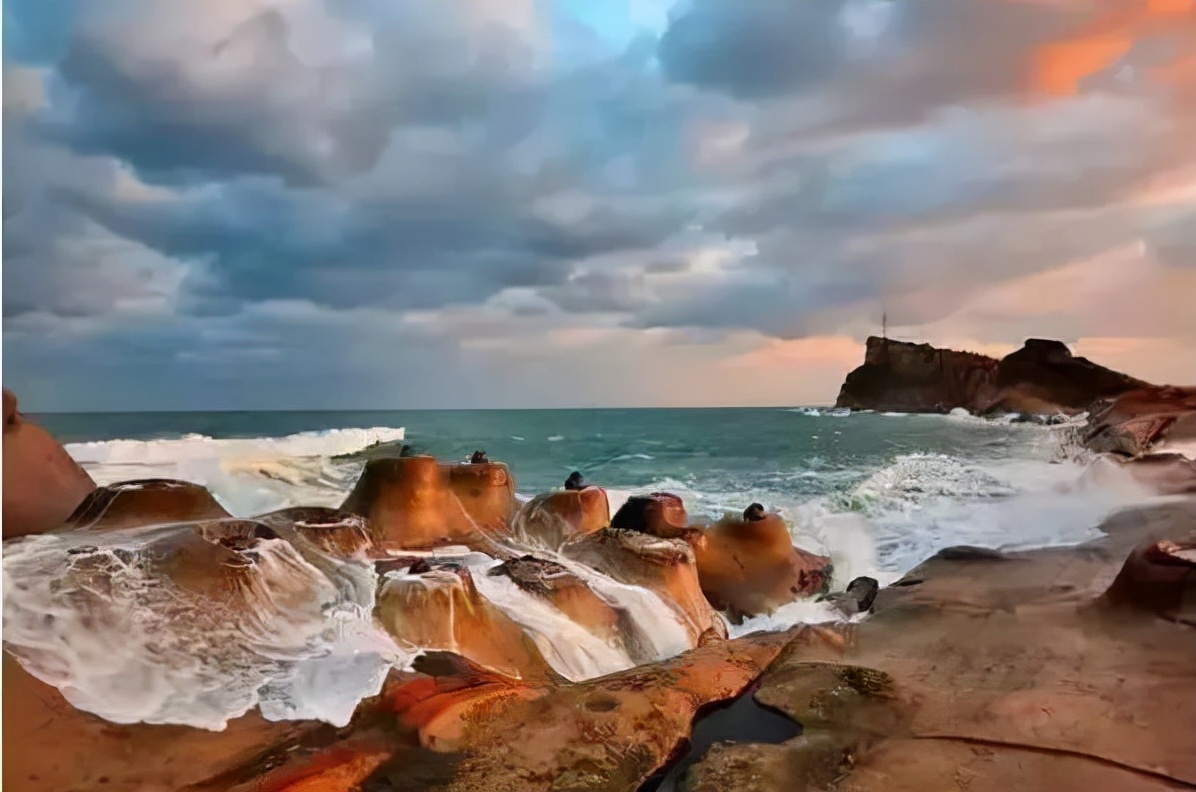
top-left (470, 450), bottom-right (489, 464)
top-left (564, 471), bottom-right (588, 491)
top-left (743, 503), bottom-right (766, 522)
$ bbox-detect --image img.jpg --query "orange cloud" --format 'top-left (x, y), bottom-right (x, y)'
top-left (1027, 0), bottom-right (1196, 97)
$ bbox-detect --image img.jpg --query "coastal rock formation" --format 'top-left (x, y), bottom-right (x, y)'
top-left (611, 492), bottom-right (690, 538)
top-left (340, 456), bottom-right (516, 550)
top-left (561, 527), bottom-right (727, 644)
top-left (681, 500), bottom-right (1196, 792)
top-left (255, 506), bottom-right (379, 558)
top-left (64, 478), bottom-right (232, 533)
top-left (2, 388), bottom-right (97, 540)
top-left (375, 559), bottom-right (558, 683)
top-left (686, 508), bottom-right (833, 620)
top-left (835, 336), bottom-right (1146, 416)
top-left (488, 556), bottom-right (624, 648)
top-left (1085, 385), bottom-right (1196, 457)
top-left (509, 486), bottom-right (610, 549)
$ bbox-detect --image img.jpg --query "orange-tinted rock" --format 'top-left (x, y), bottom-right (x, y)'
top-left (488, 556), bottom-right (622, 644)
top-left (1, 652), bottom-right (322, 792)
top-left (63, 478), bottom-right (231, 533)
top-left (339, 457), bottom-right (515, 551)
top-left (444, 461), bottom-right (516, 535)
top-left (3, 388), bottom-right (98, 539)
top-left (610, 492), bottom-right (689, 538)
top-left (256, 506), bottom-right (378, 558)
top-left (374, 559), bottom-right (556, 683)
top-left (562, 527), bottom-right (725, 643)
top-left (725, 501), bottom-right (1196, 792)
top-left (686, 510), bottom-right (833, 620)
top-left (510, 487), bottom-right (610, 548)
top-left (381, 628), bottom-right (800, 787)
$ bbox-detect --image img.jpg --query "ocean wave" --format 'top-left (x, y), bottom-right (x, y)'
top-left (66, 426), bottom-right (406, 467)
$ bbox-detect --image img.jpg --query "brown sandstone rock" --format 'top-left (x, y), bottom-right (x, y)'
top-left (339, 456), bottom-right (515, 551)
top-left (256, 506), bottom-right (379, 558)
top-left (509, 486), bottom-right (609, 549)
top-left (63, 478), bottom-right (232, 533)
top-left (687, 500), bottom-right (1196, 792)
top-left (374, 559), bottom-right (558, 683)
top-left (561, 527), bottom-right (726, 644)
top-left (685, 510), bottom-right (833, 620)
top-left (610, 492), bottom-right (690, 538)
top-left (2, 388), bottom-right (98, 539)
top-left (488, 556), bottom-right (623, 646)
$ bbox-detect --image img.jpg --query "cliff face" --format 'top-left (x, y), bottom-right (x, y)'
top-left (835, 337), bottom-right (1146, 415)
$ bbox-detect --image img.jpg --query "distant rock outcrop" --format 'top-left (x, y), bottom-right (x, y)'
top-left (835, 336), bottom-right (1147, 416)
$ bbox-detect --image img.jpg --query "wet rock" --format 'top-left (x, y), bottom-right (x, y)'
top-left (1, 653), bottom-right (325, 792)
top-left (1085, 386), bottom-right (1196, 457)
top-left (489, 556), bottom-right (622, 645)
top-left (724, 500), bottom-right (1196, 791)
top-left (562, 527), bottom-right (726, 645)
top-left (818, 575), bottom-right (880, 618)
top-left (62, 478), bottom-right (231, 533)
top-left (509, 487), bottom-right (610, 549)
top-left (375, 560), bottom-right (557, 683)
top-left (254, 506), bottom-right (379, 558)
top-left (340, 456), bottom-right (515, 551)
top-left (384, 629), bottom-right (797, 790)
top-left (611, 493), bottom-right (690, 539)
top-left (684, 510), bottom-right (832, 620)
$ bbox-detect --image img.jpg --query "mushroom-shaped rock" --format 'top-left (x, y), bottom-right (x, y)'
top-left (339, 456), bottom-right (515, 551)
top-left (685, 510), bottom-right (833, 620)
top-left (610, 492), bottom-right (689, 538)
top-left (443, 460), bottom-right (516, 536)
top-left (488, 556), bottom-right (622, 645)
top-left (561, 527), bottom-right (725, 644)
top-left (254, 506), bottom-right (378, 558)
top-left (509, 486), bottom-right (610, 549)
top-left (63, 478), bottom-right (230, 533)
top-left (375, 560), bottom-right (556, 683)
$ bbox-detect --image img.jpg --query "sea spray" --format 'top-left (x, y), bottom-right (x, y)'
top-left (1, 525), bottom-right (407, 731)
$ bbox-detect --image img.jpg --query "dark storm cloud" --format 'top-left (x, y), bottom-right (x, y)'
top-left (658, 0), bottom-right (847, 98)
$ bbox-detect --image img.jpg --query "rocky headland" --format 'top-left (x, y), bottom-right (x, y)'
top-left (3, 386), bottom-right (1196, 792)
top-left (835, 337), bottom-right (1196, 493)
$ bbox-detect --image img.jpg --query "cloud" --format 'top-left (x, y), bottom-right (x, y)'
top-left (4, 0), bottom-right (1196, 411)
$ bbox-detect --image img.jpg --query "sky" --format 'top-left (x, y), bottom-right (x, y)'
top-left (3, 0), bottom-right (1195, 412)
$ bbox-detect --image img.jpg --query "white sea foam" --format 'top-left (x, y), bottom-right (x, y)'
top-left (471, 562), bottom-right (637, 680)
top-left (65, 427), bottom-right (404, 515)
top-left (1, 526), bottom-right (407, 731)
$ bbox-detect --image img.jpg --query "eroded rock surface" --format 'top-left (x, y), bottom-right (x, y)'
top-left (684, 500), bottom-right (1196, 792)
top-left (685, 510), bottom-right (833, 620)
top-left (63, 478), bottom-right (231, 533)
top-left (340, 456), bottom-right (515, 551)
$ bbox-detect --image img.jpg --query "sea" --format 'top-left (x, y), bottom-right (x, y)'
top-left (6, 406), bottom-right (1173, 731)
top-left (35, 405), bottom-right (1166, 577)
